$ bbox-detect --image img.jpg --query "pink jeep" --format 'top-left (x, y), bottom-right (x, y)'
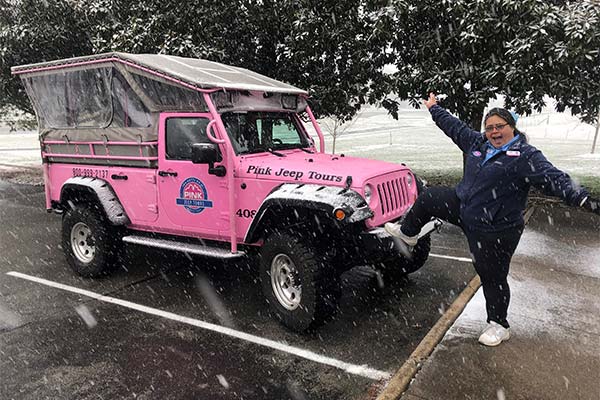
top-left (13, 53), bottom-right (439, 331)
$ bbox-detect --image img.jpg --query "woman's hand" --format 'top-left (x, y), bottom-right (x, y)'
top-left (423, 92), bottom-right (438, 109)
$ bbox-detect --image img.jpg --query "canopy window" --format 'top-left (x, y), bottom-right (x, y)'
top-left (22, 67), bottom-right (113, 129)
top-left (129, 71), bottom-right (207, 112)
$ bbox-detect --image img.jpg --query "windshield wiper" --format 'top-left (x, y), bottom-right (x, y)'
top-left (266, 148), bottom-right (286, 157)
top-left (271, 143), bottom-right (314, 154)
top-left (244, 147), bottom-right (286, 157)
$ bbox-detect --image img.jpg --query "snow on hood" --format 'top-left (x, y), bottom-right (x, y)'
top-left (237, 150), bottom-right (409, 187)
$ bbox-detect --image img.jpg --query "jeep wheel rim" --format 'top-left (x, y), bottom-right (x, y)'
top-left (71, 222), bottom-right (95, 263)
top-left (270, 254), bottom-right (301, 310)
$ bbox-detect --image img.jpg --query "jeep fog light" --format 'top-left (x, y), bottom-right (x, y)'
top-left (334, 208), bottom-right (346, 221)
top-left (364, 184), bottom-right (372, 204)
top-left (406, 174), bottom-right (413, 187)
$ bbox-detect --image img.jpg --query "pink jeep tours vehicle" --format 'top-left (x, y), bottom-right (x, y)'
top-left (13, 53), bottom-right (439, 331)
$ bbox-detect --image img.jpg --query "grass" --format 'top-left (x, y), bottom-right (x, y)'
top-left (572, 175), bottom-right (600, 198)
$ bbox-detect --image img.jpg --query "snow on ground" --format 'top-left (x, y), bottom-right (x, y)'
top-left (516, 229), bottom-right (600, 279)
top-left (0, 130), bottom-right (40, 167)
top-left (443, 226), bottom-right (600, 342)
top-left (444, 278), bottom-right (596, 342)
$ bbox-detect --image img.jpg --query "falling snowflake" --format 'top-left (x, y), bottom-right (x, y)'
top-left (75, 304), bottom-right (97, 328)
top-left (216, 374), bottom-right (229, 389)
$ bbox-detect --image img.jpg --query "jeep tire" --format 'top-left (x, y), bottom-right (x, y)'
top-left (260, 232), bottom-right (340, 332)
top-left (62, 205), bottom-right (121, 277)
top-left (378, 235), bottom-right (431, 282)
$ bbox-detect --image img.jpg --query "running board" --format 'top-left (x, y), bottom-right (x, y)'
top-left (122, 235), bottom-right (246, 259)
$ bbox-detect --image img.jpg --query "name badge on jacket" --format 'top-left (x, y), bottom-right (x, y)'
top-left (506, 150), bottom-right (520, 157)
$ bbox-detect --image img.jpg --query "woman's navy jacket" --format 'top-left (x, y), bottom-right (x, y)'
top-left (429, 105), bottom-right (589, 232)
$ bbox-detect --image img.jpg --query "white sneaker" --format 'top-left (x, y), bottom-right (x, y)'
top-left (478, 321), bottom-right (510, 346)
top-left (384, 223), bottom-right (419, 259)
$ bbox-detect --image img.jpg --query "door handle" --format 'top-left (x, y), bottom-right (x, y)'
top-left (158, 170), bottom-right (178, 177)
top-left (111, 174), bottom-right (128, 180)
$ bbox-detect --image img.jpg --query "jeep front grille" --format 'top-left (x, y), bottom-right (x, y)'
top-left (377, 177), bottom-right (410, 216)
top-left (365, 172), bottom-right (416, 228)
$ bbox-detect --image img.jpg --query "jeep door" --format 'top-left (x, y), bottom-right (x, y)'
top-left (157, 113), bottom-right (229, 238)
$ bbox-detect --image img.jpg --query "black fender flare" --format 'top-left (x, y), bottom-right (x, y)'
top-left (60, 177), bottom-right (130, 226)
top-left (244, 183), bottom-right (373, 243)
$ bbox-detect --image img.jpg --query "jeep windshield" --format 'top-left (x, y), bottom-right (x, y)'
top-left (221, 112), bottom-right (311, 155)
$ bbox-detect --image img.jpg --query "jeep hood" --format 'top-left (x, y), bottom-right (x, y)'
top-left (237, 150), bottom-right (411, 187)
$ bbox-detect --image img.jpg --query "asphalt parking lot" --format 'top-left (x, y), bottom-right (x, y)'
top-left (0, 181), bottom-right (475, 400)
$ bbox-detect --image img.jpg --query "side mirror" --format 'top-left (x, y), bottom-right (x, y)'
top-left (191, 143), bottom-right (226, 177)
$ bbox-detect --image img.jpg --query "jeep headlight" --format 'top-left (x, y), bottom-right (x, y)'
top-left (406, 174), bottom-right (413, 187)
top-left (364, 184), bottom-right (373, 204)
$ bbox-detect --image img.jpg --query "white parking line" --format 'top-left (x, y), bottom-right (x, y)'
top-left (6, 271), bottom-right (391, 381)
top-left (429, 253), bottom-right (472, 263)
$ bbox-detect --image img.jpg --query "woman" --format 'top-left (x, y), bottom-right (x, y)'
top-left (385, 93), bottom-right (599, 346)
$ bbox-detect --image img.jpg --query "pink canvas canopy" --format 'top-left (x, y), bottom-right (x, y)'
top-left (12, 53), bottom-right (308, 146)
top-left (12, 52), bottom-right (307, 95)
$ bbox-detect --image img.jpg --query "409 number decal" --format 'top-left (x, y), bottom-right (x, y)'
top-left (236, 209), bottom-right (257, 218)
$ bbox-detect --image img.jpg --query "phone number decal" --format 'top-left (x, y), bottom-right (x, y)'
top-left (72, 168), bottom-right (109, 179)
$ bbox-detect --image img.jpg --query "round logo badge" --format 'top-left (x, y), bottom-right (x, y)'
top-left (176, 177), bottom-right (213, 214)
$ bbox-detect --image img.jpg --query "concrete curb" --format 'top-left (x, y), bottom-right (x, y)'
top-left (375, 274), bottom-right (481, 400)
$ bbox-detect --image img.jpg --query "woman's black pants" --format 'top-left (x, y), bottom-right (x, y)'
top-left (401, 186), bottom-right (522, 328)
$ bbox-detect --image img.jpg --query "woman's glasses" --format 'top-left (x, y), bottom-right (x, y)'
top-left (484, 123), bottom-right (509, 133)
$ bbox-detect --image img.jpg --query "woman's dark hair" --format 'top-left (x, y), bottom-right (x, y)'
top-left (483, 107), bottom-right (528, 143)
top-left (484, 107), bottom-right (516, 127)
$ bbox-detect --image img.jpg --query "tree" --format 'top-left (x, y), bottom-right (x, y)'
top-left (320, 109), bottom-right (363, 154)
top-left (275, 1), bottom-right (390, 121)
top-left (0, 0), bottom-right (92, 114)
top-left (3, 0), bottom-right (599, 133)
top-left (504, 1), bottom-right (600, 124)
top-left (77, 0), bottom-right (245, 60)
top-left (376, 0), bottom-right (600, 130)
